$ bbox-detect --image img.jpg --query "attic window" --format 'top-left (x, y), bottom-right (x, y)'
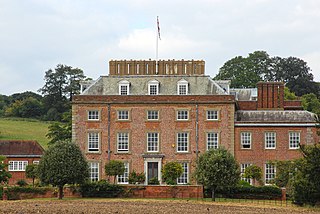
top-left (177, 79), bottom-right (188, 95)
top-left (119, 80), bottom-right (130, 95)
top-left (148, 80), bottom-right (159, 95)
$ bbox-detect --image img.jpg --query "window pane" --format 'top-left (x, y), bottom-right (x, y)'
top-left (118, 110), bottom-right (129, 120)
top-left (177, 132), bottom-right (188, 152)
top-left (207, 110), bottom-right (218, 120)
top-left (207, 132), bottom-right (218, 150)
top-left (177, 110), bottom-right (188, 120)
top-left (147, 110), bottom-right (159, 120)
top-left (118, 162), bottom-right (129, 184)
top-left (89, 162), bottom-right (99, 182)
top-left (118, 133), bottom-right (129, 151)
top-left (265, 163), bottom-right (276, 184)
top-left (177, 162), bottom-right (188, 184)
top-left (88, 110), bottom-right (99, 120)
top-left (240, 163), bottom-right (252, 184)
top-left (88, 132), bottom-right (99, 152)
top-left (241, 132), bottom-right (251, 149)
top-left (289, 132), bottom-right (300, 149)
top-left (265, 132), bottom-right (276, 149)
top-left (147, 132), bottom-right (159, 152)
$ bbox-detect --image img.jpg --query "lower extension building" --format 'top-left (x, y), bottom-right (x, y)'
top-left (72, 59), bottom-right (318, 185)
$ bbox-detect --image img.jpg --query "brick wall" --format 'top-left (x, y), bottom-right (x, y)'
top-left (73, 98), bottom-right (235, 184)
top-left (4, 157), bottom-right (41, 185)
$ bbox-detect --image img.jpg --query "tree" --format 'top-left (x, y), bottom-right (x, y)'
top-left (214, 51), bottom-right (319, 97)
top-left (46, 111), bottom-right (72, 145)
top-left (243, 165), bottom-right (263, 186)
top-left (26, 164), bottom-right (38, 187)
top-left (292, 144), bottom-right (320, 206)
top-left (284, 87), bottom-right (297, 100)
top-left (37, 141), bottom-right (89, 199)
top-left (0, 156), bottom-right (12, 184)
top-left (195, 148), bottom-right (240, 201)
top-left (39, 64), bottom-right (86, 121)
top-left (162, 161), bottom-right (183, 185)
top-left (301, 93), bottom-right (320, 115)
top-left (105, 160), bottom-right (125, 184)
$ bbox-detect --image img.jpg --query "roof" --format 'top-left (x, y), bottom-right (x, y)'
top-left (236, 110), bottom-right (317, 123)
top-left (0, 140), bottom-right (44, 157)
top-left (81, 75), bottom-right (227, 96)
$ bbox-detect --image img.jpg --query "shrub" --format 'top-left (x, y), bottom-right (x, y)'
top-left (16, 180), bottom-right (28, 187)
top-left (0, 186), bottom-right (3, 199)
top-left (148, 177), bottom-right (160, 185)
top-left (213, 185), bottom-right (282, 200)
top-left (4, 186), bottom-right (52, 200)
top-left (128, 171), bottom-right (145, 184)
top-left (80, 180), bottom-right (124, 198)
top-left (162, 162), bottom-right (183, 185)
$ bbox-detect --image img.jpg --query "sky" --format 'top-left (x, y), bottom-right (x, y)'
top-left (1, 0), bottom-right (320, 95)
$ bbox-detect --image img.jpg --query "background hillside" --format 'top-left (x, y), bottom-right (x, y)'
top-left (0, 118), bottom-right (49, 149)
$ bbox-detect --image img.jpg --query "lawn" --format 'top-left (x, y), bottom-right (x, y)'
top-left (0, 118), bottom-right (50, 149)
top-left (0, 199), bottom-right (319, 214)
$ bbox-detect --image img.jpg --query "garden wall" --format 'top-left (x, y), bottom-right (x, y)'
top-left (123, 185), bottom-right (203, 199)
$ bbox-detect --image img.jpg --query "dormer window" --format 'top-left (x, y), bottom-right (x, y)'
top-left (177, 79), bottom-right (188, 95)
top-left (148, 80), bottom-right (159, 95)
top-left (119, 80), bottom-right (130, 95)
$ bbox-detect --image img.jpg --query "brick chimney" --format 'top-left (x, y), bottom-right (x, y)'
top-left (257, 82), bottom-right (284, 110)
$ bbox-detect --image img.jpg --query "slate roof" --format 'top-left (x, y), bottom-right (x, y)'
top-left (236, 110), bottom-right (317, 123)
top-left (0, 140), bottom-right (44, 157)
top-left (81, 75), bottom-right (227, 96)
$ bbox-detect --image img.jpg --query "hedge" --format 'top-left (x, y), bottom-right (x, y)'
top-left (80, 180), bottom-right (124, 198)
top-left (4, 186), bottom-right (53, 200)
top-left (205, 186), bottom-right (282, 200)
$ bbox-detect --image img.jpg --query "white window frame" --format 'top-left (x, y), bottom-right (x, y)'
top-left (177, 162), bottom-right (189, 184)
top-left (8, 161), bottom-right (28, 171)
top-left (177, 79), bottom-right (188, 95)
top-left (89, 162), bottom-right (99, 182)
top-left (117, 132), bottom-right (129, 152)
top-left (177, 110), bottom-right (189, 121)
top-left (241, 132), bottom-right (251, 149)
top-left (265, 132), bottom-right (276, 149)
top-left (118, 162), bottom-right (129, 184)
top-left (88, 132), bottom-right (100, 152)
top-left (117, 110), bottom-right (129, 120)
top-left (88, 110), bottom-right (99, 121)
top-left (240, 163), bottom-right (252, 185)
top-left (265, 163), bottom-right (276, 184)
top-left (148, 80), bottom-right (159, 95)
top-left (289, 132), bottom-right (300, 149)
top-left (147, 132), bottom-right (159, 152)
top-left (206, 110), bottom-right (218, 121)
top-left (207, 132), bottom-right (219, 150)
top-left (177, 132), bottom-right (189, 152)
top-left (32, 161), bottom-right (40, 165)
top-left (119, 80), bottom-right (130, 95)
top-left (147, 110), bottom-right (159, 121)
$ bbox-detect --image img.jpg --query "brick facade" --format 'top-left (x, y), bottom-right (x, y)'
top-left (73, 60), bottom-right (319, 186)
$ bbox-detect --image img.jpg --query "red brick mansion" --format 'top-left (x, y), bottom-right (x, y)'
top-left (72, 59), bottom-right (318, 185)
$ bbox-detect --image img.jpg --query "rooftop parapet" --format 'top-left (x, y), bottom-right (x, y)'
top-left (109, 59), bottom-right (205, 76)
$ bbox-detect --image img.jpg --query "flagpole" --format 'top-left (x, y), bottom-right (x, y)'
top-left (156, 16), bottom-right (160, 74)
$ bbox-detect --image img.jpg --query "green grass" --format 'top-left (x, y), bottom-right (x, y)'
top-left (0, 117), bottom-right (50, 149)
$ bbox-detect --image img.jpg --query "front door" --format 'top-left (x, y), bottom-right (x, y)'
top-left (147, 162), bottom-right (158, 184)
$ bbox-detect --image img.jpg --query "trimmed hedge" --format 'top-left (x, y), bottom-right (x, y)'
top-left (4, 186), bottom-right (53, 200)
top-left (80, 180), bottom-right (124, 198)
top-left (205, 186), bottom-right (282, 200)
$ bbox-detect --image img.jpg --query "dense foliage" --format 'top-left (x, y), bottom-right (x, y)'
top-left (105, 160), bottom-right (125, 184)
top-left (26, 164), bottom-right (39, 187)
top-left (291, 144), bottom-right (320, 206)
top-left (214, 185), bottom-right (282, 200)
top-left (80, 180), bottom-right (124, 198)
top-left (37, 141), bottom-right (89, 199)
top-left (0, 156), bottom-right (12, 184)
top-left (243, 165), bottom-right (263, 186)
top-left (195, 148), bottom-right (240, 200)
top-left (214, 51), bottom-right (319, 97)
top-left (128, 171), bottom-right (145, 184)
top-left (162, 161), bottom-right (183, 185)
